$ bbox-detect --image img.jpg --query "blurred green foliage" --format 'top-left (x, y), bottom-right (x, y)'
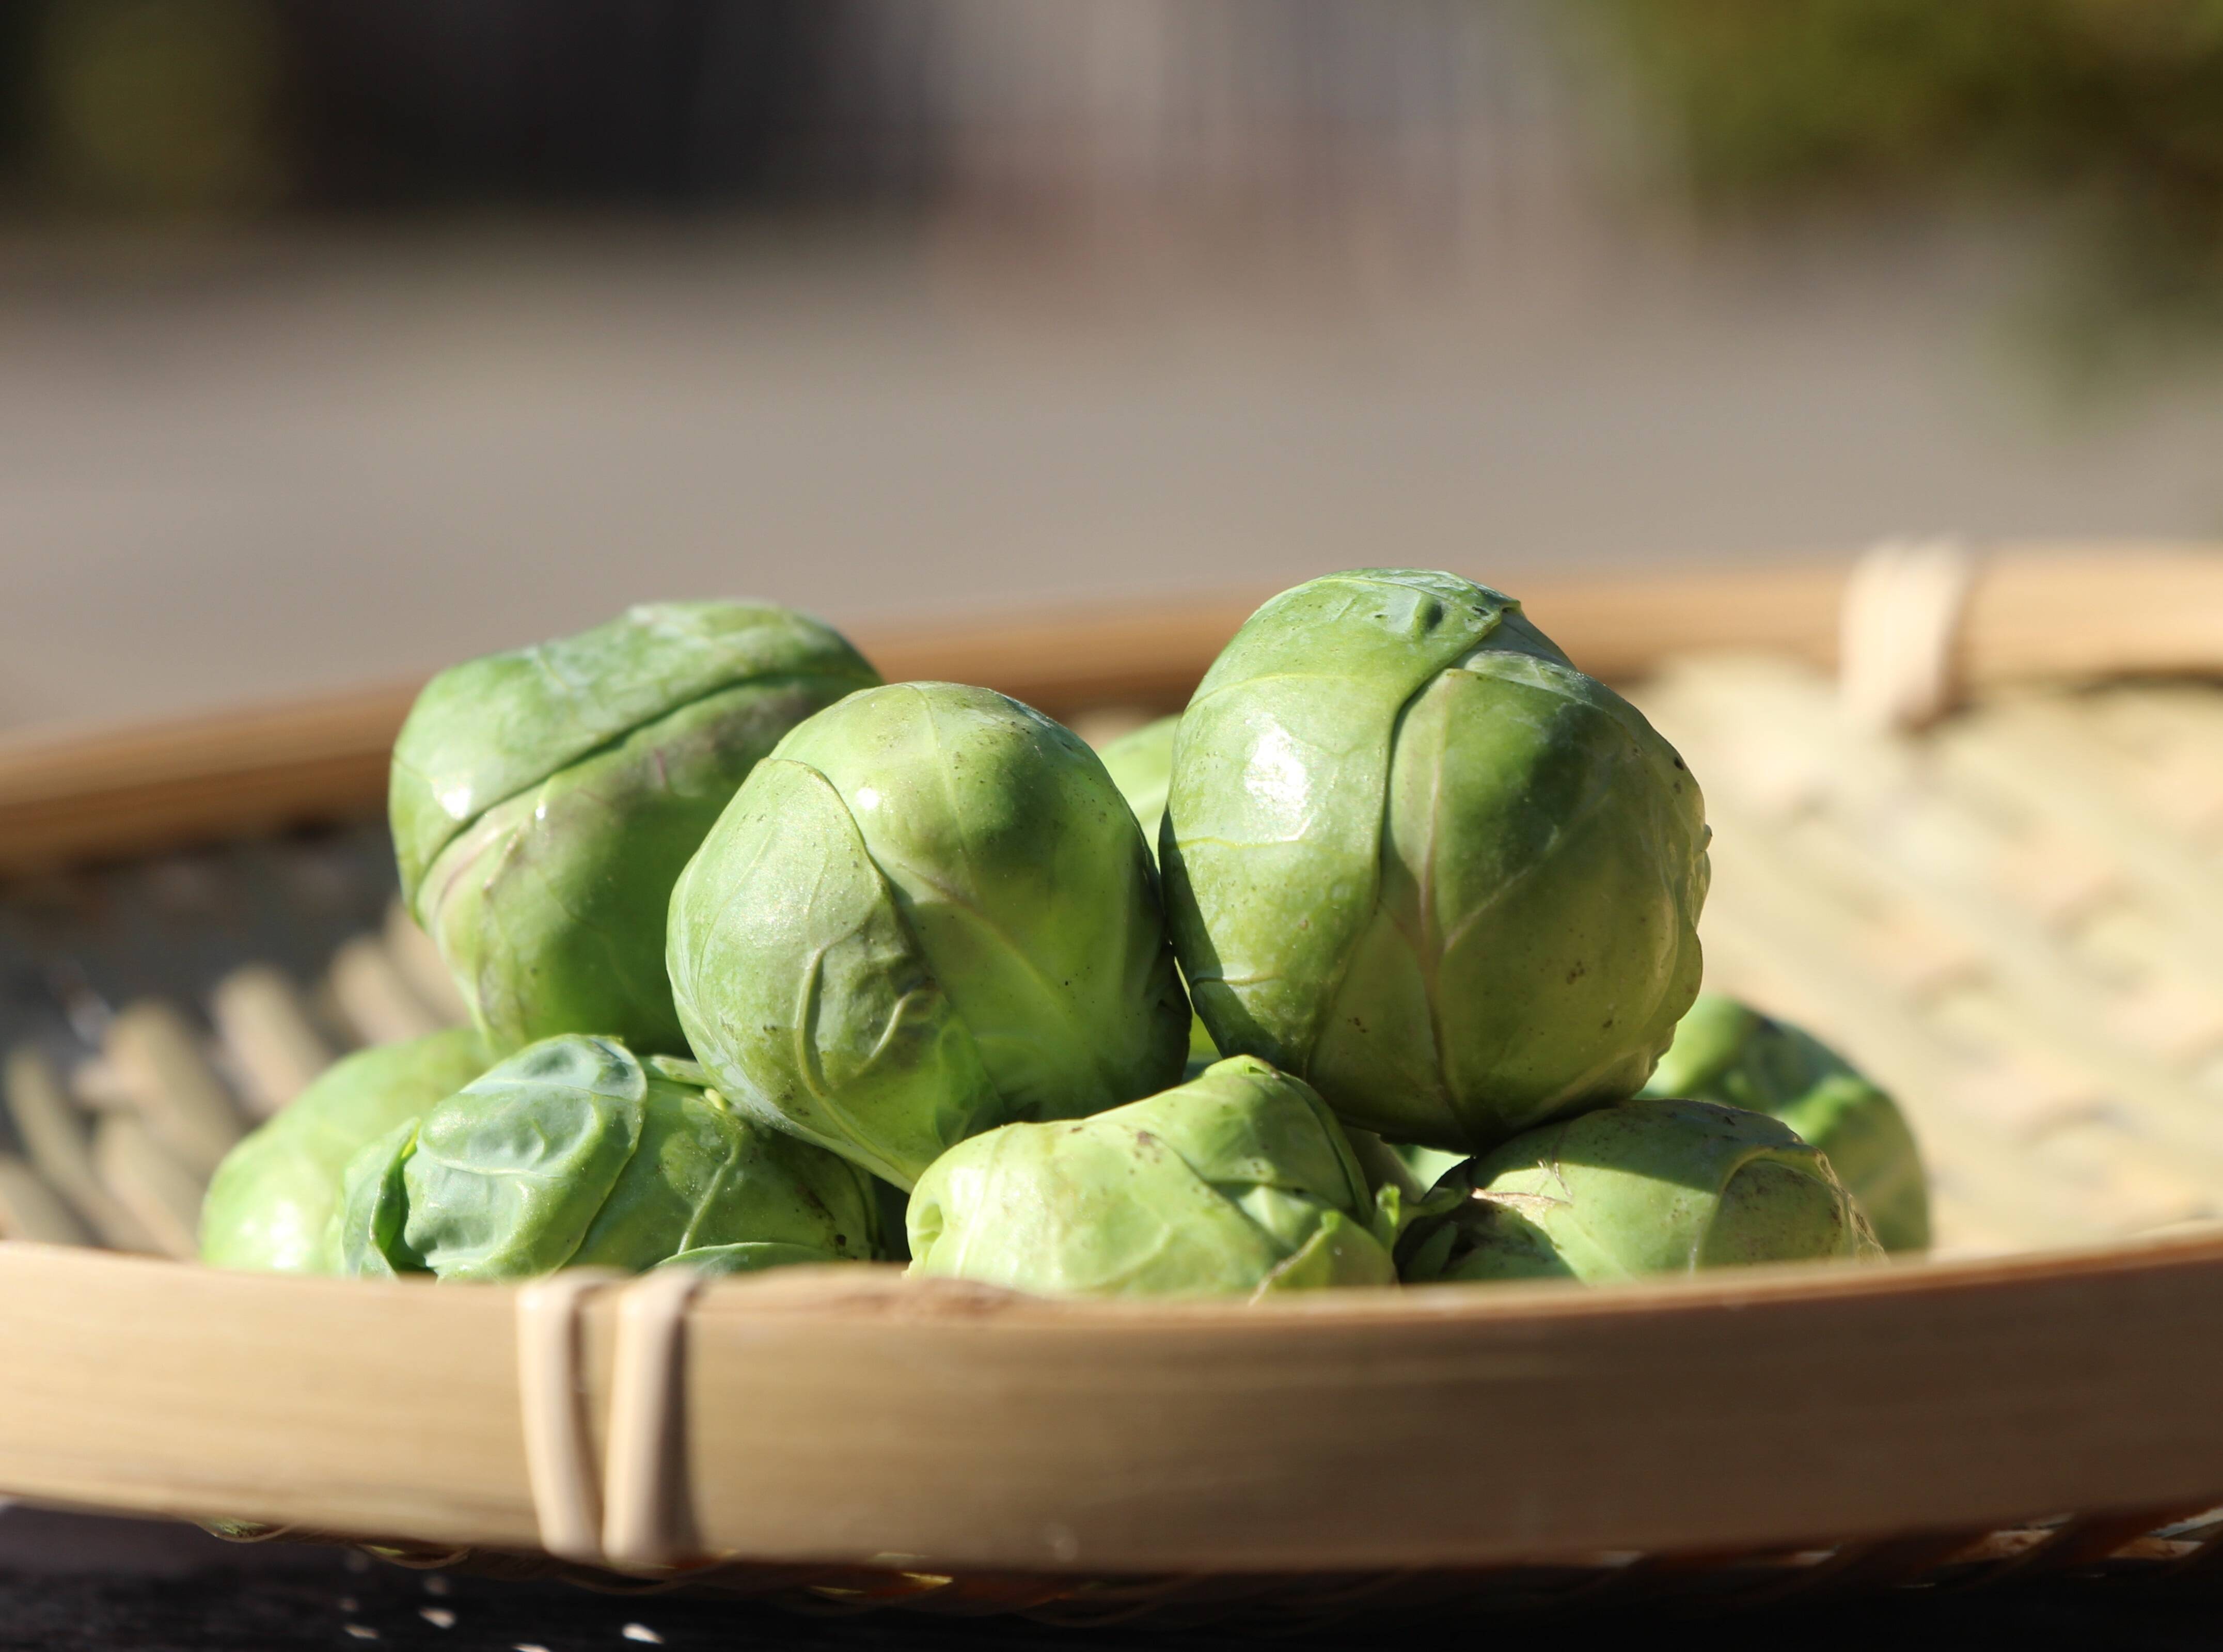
top-left (1598, 0), bottom-right (2223, 385)
top-left (1602, 1), bottom-right (2223, 199)
top-left (39, 0), bottom-right (289, 214)
top-left (0, 0), bottom-right (289, 215)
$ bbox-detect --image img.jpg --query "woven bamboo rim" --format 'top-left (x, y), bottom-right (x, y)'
top-left (0, 541), bottom-right (2214, 876)
top-left (6, 1237), bottom-right (2223, 1587)
top-left (1, 541), bottom-right (2221, 1615)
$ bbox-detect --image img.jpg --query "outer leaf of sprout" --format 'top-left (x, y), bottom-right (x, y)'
top-left (330, 1034), bottom-right (881, 1281)
top-left (907, 1055), bottom-right (1394, 1299)
top-left (1396, 1098), bottom-right (1882, 1286)
top-left (1642, 993), bottom-right (1930, 1252)
top-left (201, 1027), bottom-right (488, 1273)
top-left (1161, 570), bottom-right (1708, 1155)
top-left (671, 682), bottom-right (1188, 1188)
top-left (1100, 715), bottom-right (1218, 1068)
top-left (392, 602), bottom-right (879, 1055)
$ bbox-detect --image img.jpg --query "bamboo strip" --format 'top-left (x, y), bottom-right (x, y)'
top-left (382, 903), bottom-right (468, 1027)
top-left (102, 1003), bottom-right (245, 1177)
top-left (2077, 692), bottom-right (2223, 845)
top-left (1634, 652), bottom-right (2223, 1252)
top-left (2, 1046), bottom-right (157, 1252)
top-left (1958, 546), bottom-right (2223, 685)
top-left (516, 1271), bottom-right (625, 1565)
top-left (328, 936), bottom-right (447, 1046)
top-left (66, 1057), bottom-right (141, 1114)
top-left (664, 1241), bottom-right (2223, 1571)
top-left (1783, 814), bottom-right (2223, 1160)
top-left (1839, 538), bottom-right (1978, 733)
top-left (1690, 867), bottom-right (2096, 1249)
top-left (0, 1154), bottom-right (91, 1246)
top-left (0, 1249), bottom-right (537, 1546)
top-left (8, 1238), bottom-right (2223, 1574)
top-left (2028, 1123), bottom-right (2218, 1232)
top-left (210, 966), bottom-right (339, 1118)
top-left (1646, 663), bottom-right (2223, 1155)
top-left (1940, 701), bottom-right (2223, 949)
top-left (1686, 903), bottom-right (2069, 1255)
top-left (92, 1115), bottom-right (205, 1260)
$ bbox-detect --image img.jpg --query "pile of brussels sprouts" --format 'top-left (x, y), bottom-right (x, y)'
top-left (200, 572), bottom-right (1927, 1297)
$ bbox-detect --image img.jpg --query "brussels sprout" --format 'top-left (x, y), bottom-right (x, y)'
top-left (1097, 715), bottom-right (1178, 854)
top-left (199, 1028), bottom-right (490, 1274)
top-left (668, 682), bottom-right (1189, 1188)
top-left (1397, 1098), bottom-right (1882, 1285)
top-left (391, 602), bottom-right (879, 1056)
top-left (1390, 1140), bottom-right (1467, 1194)
top-left (908, 1055), bottom-right (1395, 1297)
top-left (1642, 994), bottom-right (1929, 1253)
top-left (1099, 715), bottom-right (1218, 1069)
top-left (1341, 1127), bottom-right (1430, 1203)
top-left (1160, 569), bottom-right (1710, 1154)
top-left (333, 1034), bottom-right (879, 1281)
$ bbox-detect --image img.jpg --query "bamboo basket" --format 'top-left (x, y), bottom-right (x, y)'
top-left (3, 542), bottom-right (2223, 1625)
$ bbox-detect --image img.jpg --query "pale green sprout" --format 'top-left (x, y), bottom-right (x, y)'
top-left (1397, 1098), bottom-right (1883, 1285)
top-left (908, 1055), bottom-right (1396, 1298)
top-left (391, 601), bottom-right (879, 1056)
top-left (1642, 993), bottom-right (1929, 1252)
top-left (1160, 569), bottom-right (1710, 1155)
top-left (668, 682), bottom-right (1189, 1189)
top-left (1097, 713), bottom-right (1217, 1069)
top-left (200, 1027), bottom-right (488, 1273)
top-left (1096, 715), bottom-right (1178, 852)
top-left (333, 1034), bottom-right (880, 1281)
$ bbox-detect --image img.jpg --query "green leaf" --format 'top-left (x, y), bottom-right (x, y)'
top-left (401, 1035), bottom-right (648, 1280)
top-left (671, 756), bottom-right (1000, 1188)
top-left (332, 1119), bottom-right (427, 1279)
top-left (392, 601), bottom-right (877, 896)
top-left (908, 1056), bottom-right (1391, 1299)
top-left (672, 684), bottom-right (1187, 1188)
top-left (201, 1027), bottom-right (487, 1274)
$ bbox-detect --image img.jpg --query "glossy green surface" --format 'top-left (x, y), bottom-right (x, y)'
top-left (908, 1055), bottom-right (1395, 1298)
top-left (198, 1028), bottom-right (490, 1274)
top-left (391, 602), bottom-right (879, 1054)
top-left (1161, 569), bottom-right (1710, 1154)
top-left (332, 1035), bottom-right (879, 1281)
top-left (1642, 993), bottom-right (1930, 1252)
top-left (1099, 714), bottom-right (1217, 1066)
top-left (669, 682), bottom-right (1189, 1188)
top-left (1397, 1097), bottom-right (1882, 1285)
top-left (1097, 715), bottom-right (1178, 856)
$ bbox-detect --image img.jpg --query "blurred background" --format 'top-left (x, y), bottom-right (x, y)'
top-left (6, 0), bottom-right (2223, 733)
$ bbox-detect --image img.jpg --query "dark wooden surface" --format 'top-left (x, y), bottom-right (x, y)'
top-left (2, 1506), bottom-right (2220, 1650)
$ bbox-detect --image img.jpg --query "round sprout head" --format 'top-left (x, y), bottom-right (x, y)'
top-left (1097, 715), bottom-right (1179, 858)
top-left (907, 1055), bottom-right (1396, 1298)
top-left (1642, 993), bottom-right (1929, 1252)
top-left (1641, 993), bottom-right (1760, 1097)
top-left (390, 602), bottom-right (880, 1055)
top-left (668, 682), bottom-right (1191, 1188)
top-left (200, 1027), bottom-right (490, 1273)
top-left (1161, 570), bottom-right (1710, 1154)
top-left (331, 1034), bottom-right (881, 1281)
top-left (1098, 714), bottom-right (1219, 1068)
top-left (1397, 1098), bottom-right (1883, 1286)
